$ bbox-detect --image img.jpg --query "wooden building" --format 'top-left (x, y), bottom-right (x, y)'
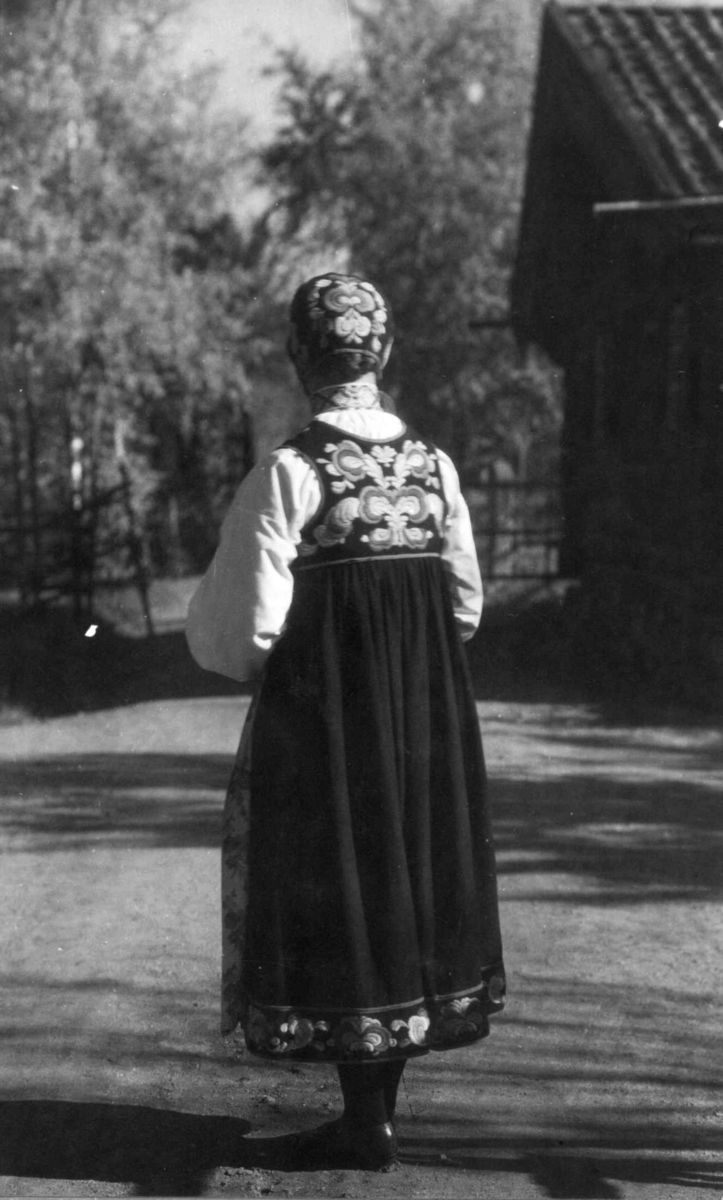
top-left (511, 1), bottom-right (723, 705)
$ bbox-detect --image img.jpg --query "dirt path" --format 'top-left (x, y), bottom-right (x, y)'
top-left (0, 697), bottom-right (721, 1198)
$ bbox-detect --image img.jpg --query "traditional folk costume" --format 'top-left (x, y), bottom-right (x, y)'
top-left (187, 274), bottom-right (504, 1169)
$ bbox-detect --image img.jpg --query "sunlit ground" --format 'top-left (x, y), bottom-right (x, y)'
top-left (1, 696), bottom-right (721, 1196)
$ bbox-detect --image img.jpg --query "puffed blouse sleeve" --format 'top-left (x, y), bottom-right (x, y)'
top-left (437, 450), bottom-right (483, 640)
top-left (185, 449), bottom-right (321, 682)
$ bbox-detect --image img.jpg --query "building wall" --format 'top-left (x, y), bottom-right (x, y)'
top-left (568, 214), bottom-right (723, 708)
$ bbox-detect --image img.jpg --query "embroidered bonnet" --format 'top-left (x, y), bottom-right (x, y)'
top-left (287, 273), bottom-right (394, 391)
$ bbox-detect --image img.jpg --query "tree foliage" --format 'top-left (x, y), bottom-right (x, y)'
top-left (0, 0), bottom-right (261, 587)
top-left (258, 0), bottom-right (561, 480)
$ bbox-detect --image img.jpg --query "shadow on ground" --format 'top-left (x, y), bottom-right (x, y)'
top-left (401, 1135), bottom-right (723, 1198)
top-left (6, 588), bottom-right (714, 725)
top-left (0, 610), bottom-right (247, 721)
top-left (0, 1100), bottom-right (254, 1195)
top-left (2, 748), bottom-right (720, 903)
top-left (0, 753), bottom-right (232, 850)
top-left (1, 1100), bottom-right (721, 1197)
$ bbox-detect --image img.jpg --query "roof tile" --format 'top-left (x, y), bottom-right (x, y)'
top-left (556, 4), bottom-right (723, 195)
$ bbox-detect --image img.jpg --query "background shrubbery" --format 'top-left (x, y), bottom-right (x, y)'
top-left (13, 2), bottom-right (678, 717)
top-left (0, 0), bottom-right (559, 595)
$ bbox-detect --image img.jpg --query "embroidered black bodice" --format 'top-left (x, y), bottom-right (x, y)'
top-left (283, 420), bottom-right (447, 569)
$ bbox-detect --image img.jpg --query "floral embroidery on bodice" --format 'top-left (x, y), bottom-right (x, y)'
top-left (284, 421), bottom-right (447, 566)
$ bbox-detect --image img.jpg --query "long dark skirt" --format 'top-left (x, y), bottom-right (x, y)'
top-left (221, 556), bottom-right (504, 1061)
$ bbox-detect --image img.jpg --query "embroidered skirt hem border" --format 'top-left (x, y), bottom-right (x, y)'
top-left (240, 966), bottom-right (505, 1062)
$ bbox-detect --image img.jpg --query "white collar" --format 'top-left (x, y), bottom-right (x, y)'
top-left (312, 409), bottom-right (405, 439)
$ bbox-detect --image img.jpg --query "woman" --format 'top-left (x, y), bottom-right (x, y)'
top-left (186, 273), bottom-right (505, 1171)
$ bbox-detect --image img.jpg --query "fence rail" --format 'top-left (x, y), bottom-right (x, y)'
top-left (0, 465), bottom-right (154, 634)
top-left (467, 479), bottom-right (561, 581)
top-left (0, 476), bottom-right (563, 626)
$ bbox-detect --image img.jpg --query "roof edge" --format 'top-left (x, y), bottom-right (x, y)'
top-left (547, 1), bottom-right (689, 196)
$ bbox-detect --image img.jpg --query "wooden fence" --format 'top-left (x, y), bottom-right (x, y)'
top-left (467, 478), bottom-right (562, 581)
top-left (1, 470), bottom-right (563, 630)
top-left (0, 462), bottom-right (155, 634)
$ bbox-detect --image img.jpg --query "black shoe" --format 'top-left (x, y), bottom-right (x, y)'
top-left (288, 1117), bottom-right (398, 1171)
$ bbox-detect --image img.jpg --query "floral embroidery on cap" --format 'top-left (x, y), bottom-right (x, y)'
top-left (288, 273), bottom-right (393, 385)
top-left (317, 281), bottom-right (387, 351)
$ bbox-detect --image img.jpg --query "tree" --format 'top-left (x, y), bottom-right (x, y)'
top-left (0, 0), bottom-right (262, 594)
top-left (257, 0), bottom-right (561, 479)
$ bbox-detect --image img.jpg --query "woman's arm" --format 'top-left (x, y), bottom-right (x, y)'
top-left (186, 449), bottom-right (320, 682)
top-left (437, 451), bottom-right (483, 641)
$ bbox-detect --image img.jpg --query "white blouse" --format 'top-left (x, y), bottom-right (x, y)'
top-left (186, 408), bottom-right (483, 682)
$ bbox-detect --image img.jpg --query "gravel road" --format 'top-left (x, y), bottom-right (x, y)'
top-left (1, 696), bottom-right (721, 1198)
